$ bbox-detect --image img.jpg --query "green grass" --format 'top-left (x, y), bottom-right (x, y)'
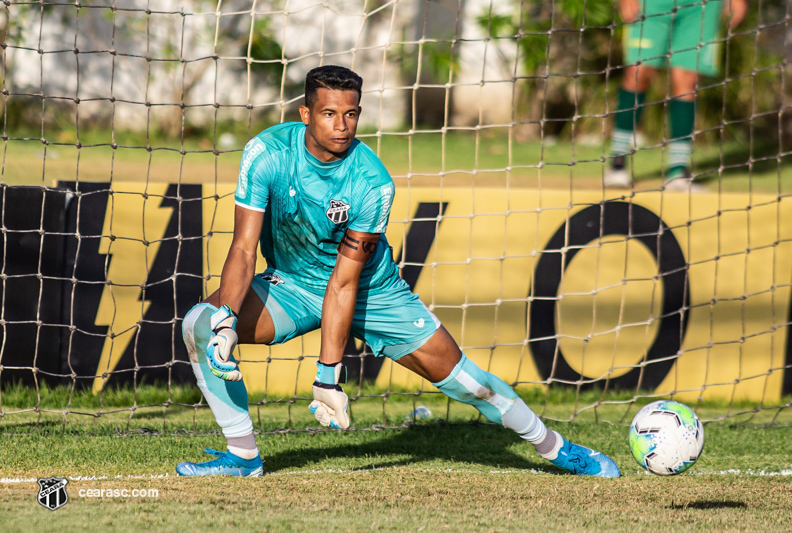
top-left (1, 384), bottom-right (791, 531)
top-left (3, 473), bottom-right (792, 532)
top-left (3, 128), bottom-right (790, 194)
top-left (1, 413), bottom-right (791, 532)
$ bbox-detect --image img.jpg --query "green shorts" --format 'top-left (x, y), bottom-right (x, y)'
top-left (624, 0), bottom-right (723, 77)
top-left (250, 269), bottom-right (439, 360)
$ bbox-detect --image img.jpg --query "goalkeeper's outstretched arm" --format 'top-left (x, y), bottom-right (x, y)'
top-left (310, 229), bottom-right (379, 430)
top-left (319, 229), bottom-right (380, 365)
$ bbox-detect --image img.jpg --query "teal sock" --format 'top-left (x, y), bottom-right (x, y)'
top-left (668, 99), bottom-right (695, 177)
top-left (611, 89), bottom-right (646, 157)
top-left (432, 354), bottom-right (546, 442)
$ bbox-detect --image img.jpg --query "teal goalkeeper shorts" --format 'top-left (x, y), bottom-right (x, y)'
top-left (250, 269), bottom-right (440, 360)
top-left (624, 0), bottom-right (723, 77)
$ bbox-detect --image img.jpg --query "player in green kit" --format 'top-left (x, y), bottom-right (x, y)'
top-left (605, 0), bottom-right (747, 190)
top-left (176, 66), bottom-right (620, 478)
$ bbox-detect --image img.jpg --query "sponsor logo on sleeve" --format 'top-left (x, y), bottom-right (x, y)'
top-left (375, 184), bottom-right (394, 233)
top-left (237, 138), bottom-right (266, 198)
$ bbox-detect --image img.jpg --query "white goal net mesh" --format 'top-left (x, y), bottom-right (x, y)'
top-left (1, 0), bottom-right (791, 434)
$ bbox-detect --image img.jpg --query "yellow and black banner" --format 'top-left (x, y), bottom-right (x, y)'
top-left (1, 182), bottom-right (790, 402)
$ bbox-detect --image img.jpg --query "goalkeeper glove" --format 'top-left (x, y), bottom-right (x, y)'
top-left (206, 304), bottom-right (242, 381)
top-left (309, 361), bottom-right (350, 429)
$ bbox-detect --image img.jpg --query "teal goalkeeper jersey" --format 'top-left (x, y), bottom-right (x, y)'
top-left (234, 122), bottom-right (399, 295)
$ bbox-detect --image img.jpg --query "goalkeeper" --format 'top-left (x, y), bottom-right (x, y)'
top-left (605, 0), bottom-right (747, 190)
top-left (176, 65), bottom-right (620, 478)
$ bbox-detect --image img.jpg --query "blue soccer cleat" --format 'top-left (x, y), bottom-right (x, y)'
top-left (176, 448), bottom-right (264, 477)
top-left (549, 437), bottom-right (621, 478)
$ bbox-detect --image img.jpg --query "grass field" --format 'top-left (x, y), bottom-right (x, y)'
top-left (2, 129), bottom-right (791, 530)
top-left (1, 386), bottom-right (791, 532)
top-left (2, 129), bottom-right (790, 194)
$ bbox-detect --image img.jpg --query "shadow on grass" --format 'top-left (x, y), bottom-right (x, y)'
top-left (0, 420), bottom-right (64, 431)
top-left (127, 405), bottom-right (198, 419)
top-left (667, 500), bottom-right (747, 510)
top-left (0, 404), bottom-right (203, 437)
top-left (263, 423), bottom-right (556, 474)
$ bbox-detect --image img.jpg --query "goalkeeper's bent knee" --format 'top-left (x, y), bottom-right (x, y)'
top-left (183, 303), bottom-right (253, 438)
top-left (432, 353), bottom-right (546, 441)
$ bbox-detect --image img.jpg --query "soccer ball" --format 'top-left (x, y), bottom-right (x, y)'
top-left (629, 400), bottom-right (704, 476)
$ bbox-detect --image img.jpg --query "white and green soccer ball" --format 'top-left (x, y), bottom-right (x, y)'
top-left (629, 400), bottom-right (704, 476)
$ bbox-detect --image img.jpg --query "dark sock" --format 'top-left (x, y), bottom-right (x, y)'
top-left (615, 88), bottom-right (647, 132)
top-left (611, 89), bottom-right (646, 158)
top-left (668, 99), bottom-right (695, 176)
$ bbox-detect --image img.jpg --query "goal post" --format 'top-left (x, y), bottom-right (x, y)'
top-left (0, 0), bottom-right (790, 433)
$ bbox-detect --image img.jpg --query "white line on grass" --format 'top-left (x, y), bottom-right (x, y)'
top-left (2, 467), bottom-right (791, 483)
top-left (696, 468), bottom-right (792, 476)
top-left (0, 474), bottom-right (172, 483)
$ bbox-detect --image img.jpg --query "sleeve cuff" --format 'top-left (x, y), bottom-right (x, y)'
top-left (234, 200), bottom-right (266, 213)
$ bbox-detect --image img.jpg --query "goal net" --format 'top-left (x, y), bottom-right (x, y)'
top-left (1, 0), bottom-right (791, 435)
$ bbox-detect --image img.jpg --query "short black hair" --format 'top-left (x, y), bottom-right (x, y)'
top-left (305, 65), bottom-right (363, 108)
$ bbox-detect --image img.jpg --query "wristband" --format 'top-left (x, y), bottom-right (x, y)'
top-left (314, 361), bottom-right (346, 386)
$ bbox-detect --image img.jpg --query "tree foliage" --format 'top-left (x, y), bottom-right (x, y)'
top-left (476, 0), bottom-right (788, 144)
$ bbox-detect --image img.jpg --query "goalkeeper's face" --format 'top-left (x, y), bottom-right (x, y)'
top-left (300, 88), bottom-right (361, 163)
